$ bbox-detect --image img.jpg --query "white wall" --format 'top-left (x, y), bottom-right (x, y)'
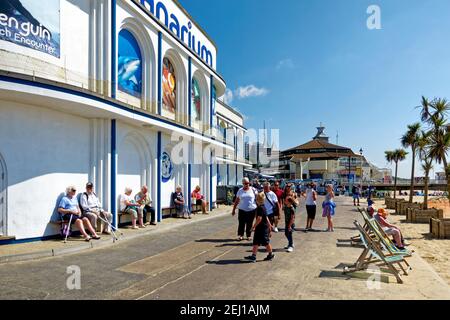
top-left (0, 101), bottom-right (90, 239)
top-left (116, 122), bottom-right (157, 209)
top-left (237, 165), bottom-right (244, 185)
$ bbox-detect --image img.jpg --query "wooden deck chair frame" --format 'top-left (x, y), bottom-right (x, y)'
top-left (349, 207), bottom-right (374, 245)
top-left (346, 221), bottom-right (410, 284)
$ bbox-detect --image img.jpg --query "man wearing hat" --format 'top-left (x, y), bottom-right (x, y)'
top-left (80, 182), bottom-right (113, 234)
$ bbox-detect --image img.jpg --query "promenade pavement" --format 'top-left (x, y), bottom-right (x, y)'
top-left (0, 196), bottom-right (450, 300)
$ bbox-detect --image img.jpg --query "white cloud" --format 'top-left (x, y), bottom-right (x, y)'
top-left (235, 85), bottom-right (269, 99)
top-left (223, 89), bottom-right (234, 105)
top-left (276, 58), bottom-right (295, 70)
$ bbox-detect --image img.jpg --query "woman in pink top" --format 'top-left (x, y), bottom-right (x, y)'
top-left (192, 186), bottom-right (208, 214)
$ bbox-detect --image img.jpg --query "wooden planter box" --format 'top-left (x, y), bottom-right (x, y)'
top-left (386, 198), bottom-right (405, 210)
top-left (430, 218), bottom-right (450, 239)
top-left (397, 202), bottom-right (423, 215)
top-left (406, 208), bottom-right (444, 223)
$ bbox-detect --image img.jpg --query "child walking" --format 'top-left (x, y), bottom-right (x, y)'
top-left (284, 194), bottom-right (298, 252)
top-left (245, 193), bottom-right (275, 263)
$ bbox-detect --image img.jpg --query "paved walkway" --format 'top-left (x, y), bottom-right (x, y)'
top-left (0, 207), bottom-right (232, 263)
top-left (0, 197), bottom-right (450, 300)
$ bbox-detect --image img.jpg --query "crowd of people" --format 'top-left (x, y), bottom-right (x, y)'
top-left (57, 177), bottom-right (407, 255)
top-left (58, 182), bottom-right (209, 241)
top-left (232, 178), bottom-right (337, 262)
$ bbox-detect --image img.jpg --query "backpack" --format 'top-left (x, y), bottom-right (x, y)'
top-left (78, 192), bottom-right (97, 214)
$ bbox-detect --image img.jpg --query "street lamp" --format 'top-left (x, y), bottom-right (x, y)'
top-left (359, 148), bottom-right (364, 186)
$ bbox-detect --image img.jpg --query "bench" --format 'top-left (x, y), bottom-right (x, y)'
top-left (118, 209), bottom-right (156, 226)
top-left (51, 215), bottom-right (103, 234)
top-left (161, 203), bottom-right (205, 219)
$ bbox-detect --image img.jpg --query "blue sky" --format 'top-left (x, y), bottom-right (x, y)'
top-left (178, 0), bottom-right (450, 179)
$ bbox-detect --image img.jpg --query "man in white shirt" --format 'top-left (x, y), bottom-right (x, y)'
top-left (80, 182), bottom-right (113, 234)
top-left (263, 182), bottom-right (279, 232)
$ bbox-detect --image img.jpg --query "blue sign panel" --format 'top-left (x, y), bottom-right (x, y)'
top-left (0, 0), bottom-right (60, 58)
top-left (161, 151), bottom-right (173, 183)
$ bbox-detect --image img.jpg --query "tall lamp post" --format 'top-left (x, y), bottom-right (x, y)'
top-left (359, 148), bottom-right (364, 187)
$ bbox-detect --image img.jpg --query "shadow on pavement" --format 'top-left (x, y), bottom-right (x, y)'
top-left (336, 243), bottom-right (364, 248)
top-left (206, 259), bottom-right (251, 265)
top-left (195, 239), bottom-right (237, 243)
top-left (219, 243), bottom-right (253, 247)
top-left (333, 226), bottom-right (357, 231)
top-left (319, 270), bottom-right (354, 281)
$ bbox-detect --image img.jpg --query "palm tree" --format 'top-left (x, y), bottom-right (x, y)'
top-left (385, 149), bottom-right (408, 199)
top-left (418, 131), bottom-right (433, 209)
top-left (419, 97), bottom-right (450, 200)
top-left (417, 96), bottom-right (431, 123)
top-left (401, 123), bottom-right (421, 203)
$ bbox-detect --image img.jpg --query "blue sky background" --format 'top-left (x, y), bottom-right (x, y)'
top-left (178, 0), bottom-right (450, 179)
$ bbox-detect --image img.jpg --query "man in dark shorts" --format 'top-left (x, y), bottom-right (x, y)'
top-left (303, 183), bottom-right (317, 231)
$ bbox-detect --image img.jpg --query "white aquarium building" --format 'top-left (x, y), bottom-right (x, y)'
top-left (0, 0), bottom-right (250, 241)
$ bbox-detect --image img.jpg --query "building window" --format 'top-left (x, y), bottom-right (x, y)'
top-left (191, 78), bottom-right (201, 122)
top-left (118, 29), bottom-right (142, 98)
top-left (162, 57), bottom-right (177, 115)
top-left (219, 119), bottom-right (227, 141)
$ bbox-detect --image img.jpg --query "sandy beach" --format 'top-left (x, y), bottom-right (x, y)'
top-left (372, 196), bottom-right (450, 285)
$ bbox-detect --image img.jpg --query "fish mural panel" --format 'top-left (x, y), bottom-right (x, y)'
top-left (162, 57), bottom-right (176, 114)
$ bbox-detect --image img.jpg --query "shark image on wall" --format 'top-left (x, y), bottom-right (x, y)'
top-left (118, 56), bottom-right (142, 98)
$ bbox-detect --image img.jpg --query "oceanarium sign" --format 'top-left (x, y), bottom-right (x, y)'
top-left (136, 0), bottom-right (214, 68)
top-left (0, 0), bottom-right (60, 58)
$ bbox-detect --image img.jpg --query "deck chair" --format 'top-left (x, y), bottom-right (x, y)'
top-left (349, 207), bottom-right (373, 245)
top-left (346, 221), bottom-right (411, 284)
top-left (366, 217), bottom-right (413, 258)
